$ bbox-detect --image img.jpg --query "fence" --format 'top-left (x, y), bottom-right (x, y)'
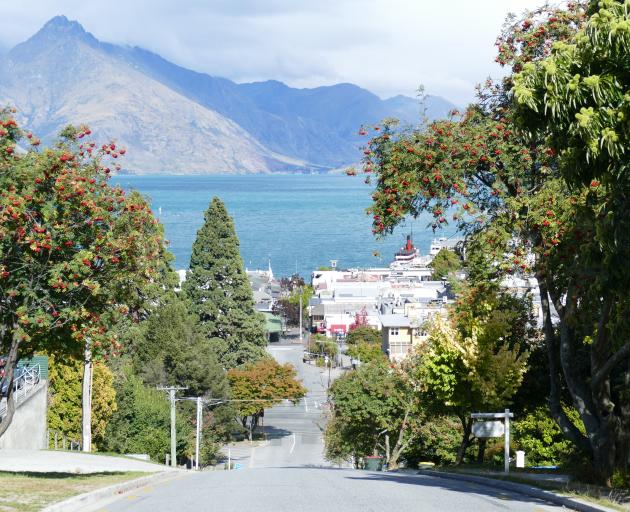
top-left (48, 429), bottom-right (82, 451)
top-left (0, 363), bottom-right (42, 419)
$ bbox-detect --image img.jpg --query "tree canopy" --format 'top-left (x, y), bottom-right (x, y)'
top-left (227, 358), bottom-right (306, 440)
top-left (326, 359), bottom-right (424, 469)
top-left (183, 197), bottom-right (267, 368)
top-left (429, 248), bottom-right (462, 280)
top-left (0, 114), bottom-right (167, 435)
top-left (359, 0), bottom-right (630, 484)
top-left (512, 0), bottom-right (630, 484)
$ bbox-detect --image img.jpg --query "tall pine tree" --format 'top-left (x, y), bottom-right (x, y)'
top-left (183, 197), bottom-right (267, 367)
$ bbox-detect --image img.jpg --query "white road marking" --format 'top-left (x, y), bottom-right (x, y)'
top-left (290, 433), bottom-right (296, 454)
top-left (249, 446), bottom-right (256, 468)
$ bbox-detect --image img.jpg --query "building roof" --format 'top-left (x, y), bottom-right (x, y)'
top-left (253, 290), bottom-right (272, 302)
top-left (379, 314), bottom-right (411, 328)
top-left (262, 312), bottom-right (283, 334)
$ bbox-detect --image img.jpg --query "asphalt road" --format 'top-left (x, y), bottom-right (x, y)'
top-left (97, 343), bottom-right (563, 511)
top-left (96, 467), bottom-right (562, 512)
top-left (222, 343), bottom-right (334, 469)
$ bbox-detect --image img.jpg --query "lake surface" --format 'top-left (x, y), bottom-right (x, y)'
top-left (113, 174), bottom-right (455, 278)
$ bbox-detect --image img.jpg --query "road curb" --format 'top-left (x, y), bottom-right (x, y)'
top-left (418, 469), bottom-right (618, 512)
top-left (41, 470), bottom-right (185, 512)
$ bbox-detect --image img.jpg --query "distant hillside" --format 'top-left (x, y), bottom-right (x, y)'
top-left (0, 16), bottom-right (457, 174)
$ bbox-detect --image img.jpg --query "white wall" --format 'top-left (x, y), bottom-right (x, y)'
top-left (0, 381), bottom-right (48, 450)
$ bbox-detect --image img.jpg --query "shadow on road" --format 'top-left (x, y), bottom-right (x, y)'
top-left (261, 425), bottom-right (293, 440)
top-left (264, 466), bottom-right (557, 508)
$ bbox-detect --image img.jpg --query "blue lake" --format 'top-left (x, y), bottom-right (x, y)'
top-left (113, 174), bottom-right (455, 278)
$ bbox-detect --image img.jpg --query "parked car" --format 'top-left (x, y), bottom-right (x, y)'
top-left (302, 351), bottom-right (317, 363)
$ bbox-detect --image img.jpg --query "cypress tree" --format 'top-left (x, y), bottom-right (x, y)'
top-left (183, 197), bottom-right (267, 367)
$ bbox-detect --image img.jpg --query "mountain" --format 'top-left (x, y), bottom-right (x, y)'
top-left (0, 16), bottom-right (457, 174)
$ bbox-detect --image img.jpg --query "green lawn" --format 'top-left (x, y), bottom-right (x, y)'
top-left (0, 471), bottom-right (147, 512)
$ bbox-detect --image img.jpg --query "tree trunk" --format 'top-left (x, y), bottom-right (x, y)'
top-left (547, 280), bottom-right (628, 486)
top-left (537, 278), bottom-right (591, 454)
top-left (82, 343), bottom-right (93, 452)
top-left (388, 409), bottom-right (414, 470)
top-left (0, 334), bottom-right (20, 438)
top-left (455, 416), bottom-right (472, 465)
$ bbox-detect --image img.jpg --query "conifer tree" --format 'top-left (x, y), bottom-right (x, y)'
top-left (183, 197), bottom-right (267, 367)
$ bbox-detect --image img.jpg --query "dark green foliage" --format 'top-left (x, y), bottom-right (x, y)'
top-left (183, 197), bottom-right (267, 368)
top-left (101, 366), bottom-right (191, 462)
top-left (131, 296), bottom-right (229, 398)
top-left (429, 248), bottom-right (462, 280)
top-left (404, 415), bottom-right (462, 466)
top-left (346, 326), bottom-right (381, 346)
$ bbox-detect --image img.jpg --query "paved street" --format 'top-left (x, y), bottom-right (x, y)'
top-left (221, 342), bottom-right (334, 469)
top-left (96, 343), bottom-right (563, 511)
top-left (94, 467), bottom-right (562, 512)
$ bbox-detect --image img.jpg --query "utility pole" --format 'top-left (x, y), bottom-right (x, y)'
top-left (299, 290), bottom-right (303, 344)
top-left (195, 396), bottom-right (202, 470)
top-left (157, 386), bottom-right (187, 468)
top-left (504, 408), bottom-right (511, 475)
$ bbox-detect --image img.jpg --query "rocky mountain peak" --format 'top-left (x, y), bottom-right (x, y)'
top-left (10, 16), bottom-right (97, 60)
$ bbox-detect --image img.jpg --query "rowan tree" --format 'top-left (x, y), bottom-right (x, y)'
top-left (183, 197), bottom-right (267, 368)
top-left (356, 0), bottom-right (630, 481)
top-left (0, 112), bottom-right (167, 440)
top-left (227, 358), bottom-right (306, 441)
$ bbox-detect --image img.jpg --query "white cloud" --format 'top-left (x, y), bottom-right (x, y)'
top-left (0, 0), bottom-right (545, 105)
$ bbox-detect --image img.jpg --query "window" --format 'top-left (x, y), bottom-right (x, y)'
top-left (390, 327), bottom-right (399, 336)
top-left (390, 342), bottom-right (411, 356)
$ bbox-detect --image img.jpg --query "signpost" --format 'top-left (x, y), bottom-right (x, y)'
top-left (471, 409), bottom-right (513, 474)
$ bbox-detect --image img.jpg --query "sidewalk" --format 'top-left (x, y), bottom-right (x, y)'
top-left (0, 449), bottom-right (176, 473)
top-left (419, 468), bottom-right (624, 512)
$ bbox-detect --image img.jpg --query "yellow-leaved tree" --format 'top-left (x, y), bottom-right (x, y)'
top-left (416, 285), bottom-right (530, 464)
top-left (48, 355), bottom-right (117, 449)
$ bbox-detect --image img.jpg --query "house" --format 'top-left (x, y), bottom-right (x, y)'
top-left (379, 313), bottom-right (428, 362)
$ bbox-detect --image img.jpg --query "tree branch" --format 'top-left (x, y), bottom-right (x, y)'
top-left (592, 343), bottom-right (630, 391)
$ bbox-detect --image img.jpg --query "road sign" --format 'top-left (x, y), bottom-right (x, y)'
top-left (472, 420), bottom-right (504, 438)
top-left (471, 409), bottom-right (513, 474)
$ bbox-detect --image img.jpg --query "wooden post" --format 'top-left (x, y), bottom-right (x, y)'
top-left (504, 408), bottom-right (510, 474)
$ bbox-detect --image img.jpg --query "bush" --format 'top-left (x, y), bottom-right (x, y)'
top-left (101, 365), bottom-right (191, 462)
top-left (404, 415), bottom-right (462, 466)
top-left (513, 407), bottom-right (578, 466)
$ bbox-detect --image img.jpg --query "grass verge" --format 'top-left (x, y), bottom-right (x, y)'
top-left (0, 470), bottom-right (148, 512)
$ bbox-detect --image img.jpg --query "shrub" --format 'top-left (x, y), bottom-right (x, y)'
top-left (513, 407), bottom-right (579, 466)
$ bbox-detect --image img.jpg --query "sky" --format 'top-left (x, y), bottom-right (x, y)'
top-left (0, 0), bottom-right (545, 106)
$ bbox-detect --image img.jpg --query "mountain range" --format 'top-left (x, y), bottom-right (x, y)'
top-left (0, 16), bottom-right (456, 174)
